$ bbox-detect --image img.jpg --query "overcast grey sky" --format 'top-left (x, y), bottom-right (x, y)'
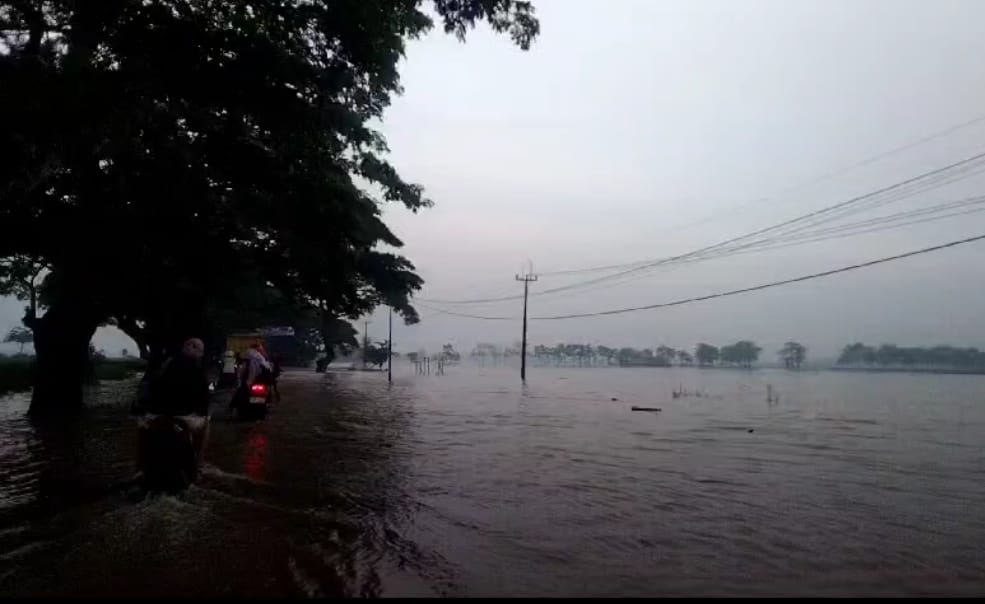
top-left (4, 0), bottom-right (985, 359)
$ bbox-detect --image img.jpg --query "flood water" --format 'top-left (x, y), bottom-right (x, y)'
top-left (2, 366), bottom-right (985, 597)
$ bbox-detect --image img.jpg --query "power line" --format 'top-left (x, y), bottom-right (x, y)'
top-left (420, 194), bottom-right (985, 308)
top-left (534, 233), bottom-right (985, 320)
top-left (416, 233), bottom-right (985, 321)
top-left (506, 199), bottom-right (985, 304)
top-left (539, 152), bottom-right (985, 279)
top-left (417, 151), bottom-right (985, 305)
top-left (540, 112), bottom-right (985, 276)
top-left (534, 151), bottom-right (985, 291)
top-left (522, 154), bottom-right (985, 296)
top-left (415, 302), bottom-right (514, 320)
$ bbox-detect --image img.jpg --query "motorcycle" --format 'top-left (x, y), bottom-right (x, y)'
top-left (232, 380), bottom-right (272, 420)
top-left (136, 414), bottom-right (209, 493)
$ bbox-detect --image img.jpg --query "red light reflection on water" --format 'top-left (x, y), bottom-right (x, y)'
top-left (244, 431), bottom-right (268, 481)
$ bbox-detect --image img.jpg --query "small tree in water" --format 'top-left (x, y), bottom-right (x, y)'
top-left (779, 341), bottom-right (807, 369)
top-left (3, 326), bottom-right (33, 354)
top-left (695, 343), bottom-right (719, 367)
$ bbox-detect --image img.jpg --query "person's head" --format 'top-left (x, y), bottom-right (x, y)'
top-left (181, 338), bottom-right (205, 362)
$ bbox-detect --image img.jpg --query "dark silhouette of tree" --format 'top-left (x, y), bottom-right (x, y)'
top-left (695, 343), bottom-right (719, 367)
top-left (838, 343), bottom-right (872, 365)
top-left (779, 341), bottom-right (807, 369)
top-left (615, 346), bottom-right (670, 367)
top-left (655, 345), bottom-right (676, 365)
top-left (719, 344), bottom-right (737, 366)
top-left (0, 0), bottom-right (539, 414)
top-left (676, 350), bottom-right (694, 366)
top-left (721, 341), bottom-right (760, 368)
top-left (837, 342), bottom-right (985, 370)
top-left (364, 341), bottom-right (390, 369)
top-left (3, 326), bottom-right (33, 354)
top-left (440, 343), bottom-right (461, 362)
top-left (311, 317), bottom-right (359, 366)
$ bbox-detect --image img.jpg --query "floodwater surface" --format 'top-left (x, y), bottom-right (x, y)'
top-left (2, 366), bottom-right (984, 596)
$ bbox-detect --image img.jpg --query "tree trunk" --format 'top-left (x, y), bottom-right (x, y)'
top-left (28, 304), bottom-right (99, 416)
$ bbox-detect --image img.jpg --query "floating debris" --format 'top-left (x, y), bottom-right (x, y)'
top-left (631, 406), bottom-right (662, 412)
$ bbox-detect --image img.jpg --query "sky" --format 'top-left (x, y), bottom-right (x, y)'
top-left (4, 0), bottom-right (985, 360)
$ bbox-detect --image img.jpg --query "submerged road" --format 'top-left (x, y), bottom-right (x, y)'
top-left (3, 366), bottom-right (985, 597)
top-left (1, 370), bottom-right (432, 597)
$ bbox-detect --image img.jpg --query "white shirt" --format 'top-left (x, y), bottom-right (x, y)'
top-left (241, 348), bottom-right (272, 385)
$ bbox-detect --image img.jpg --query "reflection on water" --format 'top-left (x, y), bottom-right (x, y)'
top-left (2, 368), bottom-right (985, 596)
top-left (244, 431), bottom-right (269, 482)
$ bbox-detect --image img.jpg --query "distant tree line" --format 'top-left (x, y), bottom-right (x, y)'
top-left (837, 343), bottom-right (985, 370)
top-left (694, 341), bottom-right (769, 369)
top-left (436, 340), bottom-right (805, 370)
top-left (399, 340), bottom-right (816, 371)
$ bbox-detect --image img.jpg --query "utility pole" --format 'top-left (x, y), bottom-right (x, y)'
top-left (516, 268), bottom-right (538, 381)
top-left (363, 319), bottom-right (371, 368)
top-left (387, 307), bottom-right (393, 383)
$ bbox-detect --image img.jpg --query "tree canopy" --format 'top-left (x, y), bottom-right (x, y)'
top-left (3, 326), bottom-right (33, 353)
top-left (837, 342), bottom-right (985, 369)
top-left (779, 341), bottom-right (807, 369)
top-left (0, 0), bottom-right (539, 412)
top-left (440, 343), bottom-right (461, 362)
top-left (719, 341), bottom-right (761, 368)
top-left (364, 340), bottom-right (390, 369)
top-left (695, 343), bottom-right (719, 367)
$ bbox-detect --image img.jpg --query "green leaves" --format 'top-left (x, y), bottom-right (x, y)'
top-left (434, 0), bottom-right (540, 50)
top-left (0, 0), bottom-right (539, 346)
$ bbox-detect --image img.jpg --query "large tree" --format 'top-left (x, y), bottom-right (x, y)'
top-left (726, 340), bottom-right (761, 369)
top-left (0, 0), bottom-right (539, 414)
top-left (695, 343), bottom-right (719, 367)
top-left (779, 341), bottom-right (807, 369)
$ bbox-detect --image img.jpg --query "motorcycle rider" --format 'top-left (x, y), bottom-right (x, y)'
top-left (138, 337), bottom-right (211, 475)
top-left (148, 337), bottom-right (210, 417)
top-left (231, 341), bottom-right (273, 411)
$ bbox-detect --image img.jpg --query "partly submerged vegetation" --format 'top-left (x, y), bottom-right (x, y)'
top-left (0, 354), bottom-right (146, 396)
top-left (835, 343), bottom-right (985, 373)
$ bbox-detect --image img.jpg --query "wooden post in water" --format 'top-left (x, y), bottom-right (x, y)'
top-left (516, 267), bottom-right (538, 382)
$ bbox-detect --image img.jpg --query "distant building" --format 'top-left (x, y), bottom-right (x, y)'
top-left (261, 326), bottom-right (302, 367)
top-left (225, 326), bottom-right (304, 367)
